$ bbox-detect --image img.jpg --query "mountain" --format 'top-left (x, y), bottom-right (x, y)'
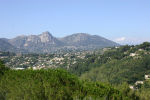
top-left (1, 31), bottom-right (119, 53)
top-left (8, 31), bottom-right (63, 53)
top-left (0, 38), bottom-right (22, 52)
top-left (59, 33), bottom-right (119, 50)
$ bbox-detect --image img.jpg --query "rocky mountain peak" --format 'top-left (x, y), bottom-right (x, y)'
top-left (41, 31), bottom-right (52, 37)
top-left (0, 31), bottom-right (119, 53)
top-left (39, 31), bottom-right (54, 43)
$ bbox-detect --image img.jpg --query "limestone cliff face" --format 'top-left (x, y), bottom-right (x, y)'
top-left (7, 31), bottom-right (64, 53)
top-left (0, 31), bottom-right (119, 53)
top-left (39, 31), bottom-right (55, 44)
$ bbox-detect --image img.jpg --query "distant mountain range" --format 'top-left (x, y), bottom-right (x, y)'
top-left (0, 31), bottom-right (119, 53)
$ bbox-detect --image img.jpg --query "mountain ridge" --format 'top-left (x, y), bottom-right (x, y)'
top-left (0, 31), bottom-right (119, 53)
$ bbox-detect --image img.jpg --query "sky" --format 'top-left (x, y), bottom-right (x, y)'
top-left (0, 0), bottom-right (150, 45)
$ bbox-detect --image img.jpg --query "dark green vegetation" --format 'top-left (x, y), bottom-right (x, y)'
top-left (0, 60), bottom-right (136, 100)
top-left (70, 42), bottom-right (150, 100)
top-left (1, 42), bottom-right (150, 99)
top-left (69, 42), bottom-right (150, 84)
top-left (135, 80), bottom-right (150, 100)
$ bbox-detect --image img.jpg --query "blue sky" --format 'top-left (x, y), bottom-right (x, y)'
top-left (0, 0), bottom-right (150, 44)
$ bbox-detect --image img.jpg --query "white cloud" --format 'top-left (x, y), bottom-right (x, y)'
top-left (115, 37), bottom-right (126, 42)
top-left (114, 37), bottom-right (150, 45)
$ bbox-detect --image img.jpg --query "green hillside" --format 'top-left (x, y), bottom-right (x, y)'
top-left (81, 55), bottom-right (150, 84)
top-left (0, 60), bottom-right (134, 100)
top-left (77, 42), bottom-right (150, 100)
top-left (69, 42), bottom-right (150, 85)
top-left (1, 42), bottom-right (150, 100)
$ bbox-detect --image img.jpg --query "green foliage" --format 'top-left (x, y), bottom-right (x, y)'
top-left (115, 83), bottom-right (139, 100)
top-left (1, 42), bottom-right (150, 99)
top-left (72, 42), bottom-right (150, 85)
top-left (0, 69), bottom-right (127, 100)
top-left (135, 80), bottom-right (150, 100)
top-left (138, 42), bottom-right (150, 50)
top-left (81, 55), bottom-right (150, 84)
top-left (69, 45), bottom-right (131, 76)
top-left (79, 42), bottom-right (150, 100)
top-left (0, 60), bottom-right (8, 77)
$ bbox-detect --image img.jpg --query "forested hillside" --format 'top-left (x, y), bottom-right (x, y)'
top-left (0, 60), bottom-right (137, 100)
top-left (0, 42), bottom-right (150, 99)
top-left (68, 42), bottom-right (150, 85)
top-left (76, 42), bottom-right (150, 100)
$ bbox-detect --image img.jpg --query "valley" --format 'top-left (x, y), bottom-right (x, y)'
top-left (1, 42), bottom-right (150, 99)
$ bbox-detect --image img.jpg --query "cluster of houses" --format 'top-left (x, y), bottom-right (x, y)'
top-left (129, 75), bottom-right (150, 90)
top-left (12, 66), bottom-right (46, 70)
top-left (7, 51), bottom-right (90, 71)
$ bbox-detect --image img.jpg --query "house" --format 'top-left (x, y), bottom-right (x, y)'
top-left (33, 67), bottom-right (41, 70)
top-left (129, 85), bottom-right (135, 90)
top-left (135, 81), bottom-right (144, 85)
top-left (103, 48), bottom-right (111, 51)
top-left (130, 53), bottom-right (138, 57)
top-left (138, 49), bottom-right (144, 51)
top-left (145, 75), bottom-right (150, 80)
top-left (13, 68), bottom-right (25, 70)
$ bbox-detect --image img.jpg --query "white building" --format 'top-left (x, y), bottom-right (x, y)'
top-left (13, 68), bottom-right (25, 70)
top-left (129, 85), bottom-right (135, 90)
top-left (130, 53), bottom-right (138, 57)
top-left (135, 81), bottom-right (144, 85)
top-left (145, 75), bottom-right (150, 80)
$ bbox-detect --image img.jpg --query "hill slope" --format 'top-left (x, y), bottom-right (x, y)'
top-left (0, 39), bottom-right (25, 53)
top-left (66, 42), bottom-right (150, 85)
top-left (0, 61), bottom-right (127, 100)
